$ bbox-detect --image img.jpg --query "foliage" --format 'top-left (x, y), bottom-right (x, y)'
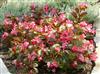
top-left (1, 3), bottom-right (97, 74)
top-left (0, 0), bottom-right (56, 23)
top-left (0, 2), bottom-right (30, 23)
top-left (0, 0), bottom-right (7, 7)
top-left (53, 0), bottom-right (100, 23)
top-left (0, 0), bottom-right (99, 24)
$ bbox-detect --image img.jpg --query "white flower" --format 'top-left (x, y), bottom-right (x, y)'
top-left (52, 44), bottom-right (60, 48)
top-left (67, 24), bottom-right (73, 28)
top-left (59, 25), bottom-right (66, 31)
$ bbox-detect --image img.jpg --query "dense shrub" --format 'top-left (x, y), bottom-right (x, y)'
top-left (1, 3), bottom-right (97, 74)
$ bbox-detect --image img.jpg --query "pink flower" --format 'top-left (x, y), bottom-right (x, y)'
top-left (47, 31), bottom-right (56, 39)
top-left (28, 54), bottom-right (34, 61)
top-left (12, 60), bottom-right (23, 68)
top-left (60, 30), bottom-right (73, 43)
top-left (89, 44), bottom-right (94, 51)
top-left (31, 39), bottom-right (36, 45)
top-left (55, 47), bottom-right (60, 52)
top-left (79, 47), bottom-right (86, 53)
top-left (28, 51), bottom-right (37, 61)
top-left (43, 4), bottom-right (49, 13)
top-left (90, 29), bottom-right (96, 34)
top-left (25, 25), bottom-right (30, 30)
top-left (86, 25), bottom-right (92, 31)
top-left (11, 46), bottom-right (16, 53)
top-left (29, 22), bottom-right (36, 29)
top-left (2, 32), bottom-right (8, 39)
top-left (72, 46), bottom-right (78, 52)
top-left (80, 34), bottom-right (86, 39)
top-left (72, 45), bottom-right (86, 53)
top-left (43, 25), bottom-right (49, 32)
top-left (11, 28), bottom-right (17, 35)
top-left (12, 23), bottom-right (17, 29)
top-left (28, 54), bottom-right (32, 61)
top-left (31, 51), bottom-right (37, 56)
top-left (23, 41), bottom-right (29, 49)
top-left (31, 37), bottom-right (41, 45)
top-left (52, 17), bottom-right (58, 25)
top-left (47, 61), bottom-right (58, 68)
top-left (29, 70), bottom-right (33, 74)
top-left (40, 43), bottom-right (45, 48)
top-left (77, 54), bottom-right (85, 62)
top-left (80, 23), bottom-right (95, 35)
top-left (47, 62), bottom-right (51, 68)
top-left (38, 56), bottom-right (42, 62)
top-left (71, 61), bottom-right (77, 68)
top-left (66, 20), bottom-right (73, 28)
top-left (30, 3), bottom-right (35, 10)
top-left (66, 20), bottom-right (73, 24)
top-left (52, 60), bottom-right (58, 68)
top-left (82, 40), bottom-right (95, 51)
top-left (52, 68), bottom-right (56, 73)
top-left (12, 59), bottom-right (17, 65)
top-left (79, 2), bottom-right (88, 9)
top-left (89, 40), bottom-right (94, 44)
top-left (89, 52), bottom-right (97, 61)
top-left (59, 13), bottom-right (66, 22)
top-left (41, 47), bottom-right (46, 52)
top-left (36, 27), bottom-right (44, 32)
top-left (62, 42), bottom-right (68, 49)
top-left (51, 8), bottom-right (57, 15)
top-left (40, 43), bottom-right (46, 52)
top-left (4, 18), bottom-right (12, 27)
top-left (23, 22), bottom-right (30, 30)
top-left (39, 19), bottom-right (44, 25)
top-left (82, 45), bottom-right (87, 51)
top-left (79, 21), bottom-right (87, 27)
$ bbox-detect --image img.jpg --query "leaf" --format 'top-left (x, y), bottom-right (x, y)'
top-left (38, 50), bottom-right (42, 56)
top-left (75, 7), bottom-right (79, 13)
top-left (80, 11), bottom-right (87, 17)
top-left (71, 11), bottom-right (78, 18)
top-left (85, 33), bottom-right (94, 40)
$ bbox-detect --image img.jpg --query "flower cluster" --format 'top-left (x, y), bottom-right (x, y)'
top-left (1, 3), bottom-right (97, 73)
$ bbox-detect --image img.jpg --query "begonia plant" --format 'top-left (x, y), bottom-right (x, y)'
top-left (1, 3), bottom-right (97, 74)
